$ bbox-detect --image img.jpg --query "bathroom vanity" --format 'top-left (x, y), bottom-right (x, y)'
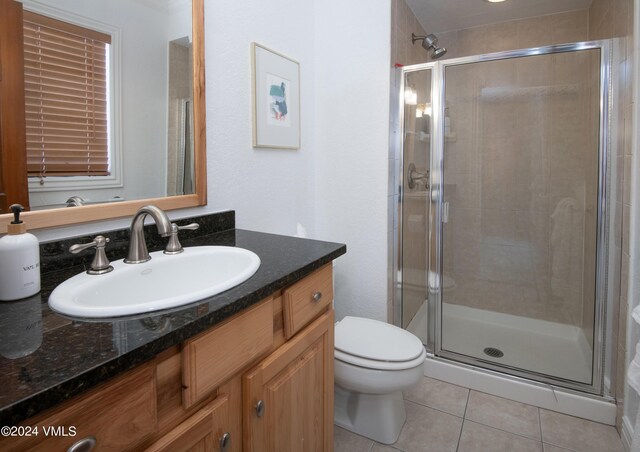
top-left (0, 212), bottom-right (345, 451)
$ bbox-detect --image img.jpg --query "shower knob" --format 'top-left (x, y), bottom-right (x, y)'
top-left (407, 163), bottom-right (429, 190)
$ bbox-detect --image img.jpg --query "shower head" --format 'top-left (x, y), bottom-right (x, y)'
top-left (412, 32), bottom-right (448, 59)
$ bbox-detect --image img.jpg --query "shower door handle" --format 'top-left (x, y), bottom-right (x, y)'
top-left (442, 202), bottom-right (449, 223)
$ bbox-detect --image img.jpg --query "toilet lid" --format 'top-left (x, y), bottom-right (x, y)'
top-left (335, 316), bottom-right (424, 362)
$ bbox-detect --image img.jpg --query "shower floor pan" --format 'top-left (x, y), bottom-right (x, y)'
top-left (408, 301), bottom-right (592, 384)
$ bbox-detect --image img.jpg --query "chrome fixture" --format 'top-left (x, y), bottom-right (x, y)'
top-left (66, 196), bottom-right (85, 207)
top-left (124, 205), bottom-right (172, 264)
top-left (69, 235), bottom-right (113, 275)
top-left (164, 222), bottom-right (200, 255)
top-left (407, 163), bottom-right (429, 189)
top-left (412, 33), bottom-right (447, 59)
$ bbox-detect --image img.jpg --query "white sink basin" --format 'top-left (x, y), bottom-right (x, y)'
top-left (49, 246), bottom-right (261, 318)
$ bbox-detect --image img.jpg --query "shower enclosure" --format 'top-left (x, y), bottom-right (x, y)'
top-left (396, 40), bottom-right (621, 396)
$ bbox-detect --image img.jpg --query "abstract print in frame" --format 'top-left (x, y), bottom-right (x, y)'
top-left (251, 43), bottom-right (300, 149)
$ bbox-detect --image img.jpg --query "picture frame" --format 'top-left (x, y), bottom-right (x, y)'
top-left (251, 42), bottom-right (300, 149)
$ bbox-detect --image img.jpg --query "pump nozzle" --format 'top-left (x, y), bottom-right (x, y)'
top-left (9, 204), bottom-right (24, 225)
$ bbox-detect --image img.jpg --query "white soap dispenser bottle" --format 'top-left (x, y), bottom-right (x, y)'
top-left (0, 204), bottom-right (41, 301)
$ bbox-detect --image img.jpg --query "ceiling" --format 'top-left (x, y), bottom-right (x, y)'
top-left (406, 0), bottom-right (592, 34)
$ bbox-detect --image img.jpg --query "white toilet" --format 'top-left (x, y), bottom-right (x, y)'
top-left (334, 316), bottom-right (426, 444)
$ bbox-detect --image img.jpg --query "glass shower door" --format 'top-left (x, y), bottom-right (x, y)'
top-left (439, 48), bottom-right (602, 386)
top-left (401, 67), bottom-right (432, 344)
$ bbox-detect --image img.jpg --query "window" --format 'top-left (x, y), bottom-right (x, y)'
top-left (23, 11), bottom-right (111, 178)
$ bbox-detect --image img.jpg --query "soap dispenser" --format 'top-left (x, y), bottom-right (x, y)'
top-left (0, 204), bottom-right (41, 301)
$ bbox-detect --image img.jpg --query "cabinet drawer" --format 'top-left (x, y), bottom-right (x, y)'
top-left (145, 395), bottom-right (230, 452)
top-left (282, 264), bottom-right (333, 339)
top-left (182, 298), bottom-right (274, 408)
top-left (2, 364), bottom-right (157, 452)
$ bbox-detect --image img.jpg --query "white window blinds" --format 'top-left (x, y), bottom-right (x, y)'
top-left (23, 11), bottom-right (111, 177)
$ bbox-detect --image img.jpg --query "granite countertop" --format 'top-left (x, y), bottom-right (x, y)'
top-left (0, 212), bottom-right (346, 426)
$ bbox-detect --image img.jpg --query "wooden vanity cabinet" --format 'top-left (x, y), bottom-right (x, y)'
top-left (145, 395), bottom-right (230, 452)
top-left (1, 265), bottom-right (335, 452)
top-left (243, 309), bottom-right (334, 451)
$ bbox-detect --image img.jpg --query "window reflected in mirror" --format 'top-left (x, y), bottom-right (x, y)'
top-left (0, 0), bottom-right (195, 213)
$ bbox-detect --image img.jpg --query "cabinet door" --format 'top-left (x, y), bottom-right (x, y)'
top-left (146, 394), bottom-right (231, 452)
top-left (243, 309), bottom-right (334, 452)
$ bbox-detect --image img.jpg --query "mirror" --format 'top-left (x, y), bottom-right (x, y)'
top-left (0, 0), bottom-right (206, 232)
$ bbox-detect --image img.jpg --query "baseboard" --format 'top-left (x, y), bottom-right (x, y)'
top-left (425, 358), bottom-right (617, 425)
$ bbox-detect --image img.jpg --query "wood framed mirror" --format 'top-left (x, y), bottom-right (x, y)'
top-left (0, 0), bottom-right (206, 233)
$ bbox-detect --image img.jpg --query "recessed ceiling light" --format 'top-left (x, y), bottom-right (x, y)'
top-left (485, 0), bottom-right (507, 3)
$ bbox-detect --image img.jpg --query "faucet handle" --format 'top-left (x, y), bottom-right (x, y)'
top-left (164, 223), bottom-right (199, 255)
top-left (69, 235), bottom-right (114, 275)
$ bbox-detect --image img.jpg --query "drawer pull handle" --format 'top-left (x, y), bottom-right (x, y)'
top-left (312, 292), bottom-right (322, 303)
top-left (256, 399), bottom-right (265, 418)
top-left (219, 432), bottom-right (231, 452)
top-left (67, 436), bottom-right (97, 452)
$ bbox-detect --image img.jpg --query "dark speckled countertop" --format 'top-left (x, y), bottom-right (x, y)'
top-left (0, 211), bottom-right (346, 426)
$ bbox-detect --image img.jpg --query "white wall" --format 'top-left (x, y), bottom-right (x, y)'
top-left (313, 0), bottom-right (392, 321)
top-left (31, 0), bottom-right (394, 330)
top-left (201, 0), bottom-right (317, 237)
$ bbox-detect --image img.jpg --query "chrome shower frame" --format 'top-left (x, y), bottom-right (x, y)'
top-left (394, 39), bottom-right (622, 398)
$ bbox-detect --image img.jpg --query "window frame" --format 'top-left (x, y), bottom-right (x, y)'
top-left (23, 1), bottom-right (122, 193)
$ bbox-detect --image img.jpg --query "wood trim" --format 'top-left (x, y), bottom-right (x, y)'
top-left (0, 0), bottom-right (207, 233)
top-left (0, 0), bottom-right (30, 212)
top-left (192, 0), bottom-right (207, 206)
top-left (324, 309), bottom-right (335, 449)
top-left (2, 194), bottom-right (201, 232)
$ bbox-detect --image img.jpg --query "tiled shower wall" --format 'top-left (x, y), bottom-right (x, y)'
top-left (441, 52), bottom-right (600, 330)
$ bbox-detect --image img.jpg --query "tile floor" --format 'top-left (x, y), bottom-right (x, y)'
top-left (334, 376), bottom-right (625, 452)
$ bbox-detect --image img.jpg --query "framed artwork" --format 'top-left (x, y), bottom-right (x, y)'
top-left (251, 42), bottom-right (300, 149)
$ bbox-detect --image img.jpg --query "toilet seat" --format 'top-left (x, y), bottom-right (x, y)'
top-left (335, 348), bottom-right (427, 370)
top-left (335, 316), bottom-right (426, 370)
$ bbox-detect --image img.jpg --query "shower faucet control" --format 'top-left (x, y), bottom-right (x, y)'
top-left (407, 163), bottom-right (429, 190)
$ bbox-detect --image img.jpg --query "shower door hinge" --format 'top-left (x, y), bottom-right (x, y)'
top-left (442, 202), bottom-right (449, 223)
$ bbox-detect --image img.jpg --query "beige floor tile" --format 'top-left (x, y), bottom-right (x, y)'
top-left (465, 391), bottom-right (541, 440)
top-left (334, 425), bottom-right (374, 452)
top-left (543, 444), bottom-right (574, 452)
top-left (393, 400), bottom-right (463, 452)
top-left (404, 376), bottom-right (470, 417)
top-left (371, 444), bottom-right (403, 451)
top-left (539, 409), bottom-right (624, 452)
top-left (458, 420), bottom-right (543, 452)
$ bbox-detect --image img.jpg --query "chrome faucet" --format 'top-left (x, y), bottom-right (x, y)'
top-left (124, 205), bottom-right (173, 264)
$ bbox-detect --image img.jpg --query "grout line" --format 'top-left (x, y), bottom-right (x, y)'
top-left (404, 398), bottom-right (465, 420)
top-left (456, 392), bottom-right (470, 452)
top-left (455, 419), bottom-right (465, 452)
top-left (463, 419), bottom-right (544, 445)
top-left (538, 407), bottom-right (543, 443)
top-left (462, 389), bottom-right (470, 419)
top-left (542, 442), bottom-right (578, 452)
